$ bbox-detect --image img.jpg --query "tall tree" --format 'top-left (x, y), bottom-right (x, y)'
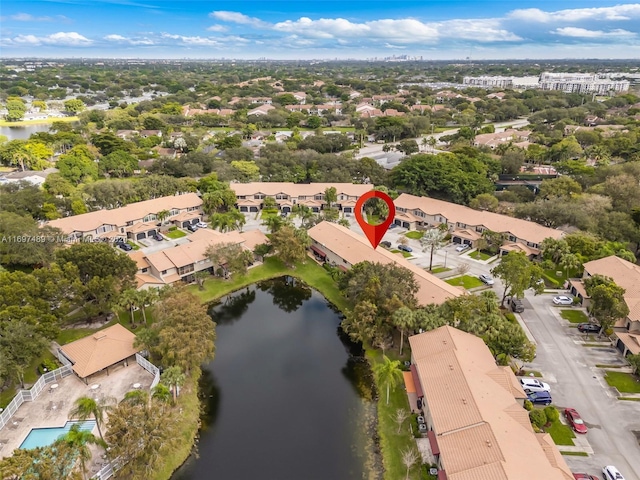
top-left (61, 424), bottom-right (106, 479)
top-left (269, 225), bottom-right (310, 267)
top-left (584, 275), bottom-right (629, 333)
top-left (491, 252), bottom-right (544, 306)
top-left (391, 307), bottom-right (415, 356)
top-left (373, 355), bottom-right (403, 405)
top-left (161, 366), bottom-right (186, 404)
top-left (68, 397), bottom-right (111, 443)
top-left (420, 228), bottom-right (447, 271)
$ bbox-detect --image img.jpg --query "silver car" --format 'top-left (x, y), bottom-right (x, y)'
top-left (520, 378), bottom-right (551, 393)
top-left (479, 274), bottom-right (494, 285)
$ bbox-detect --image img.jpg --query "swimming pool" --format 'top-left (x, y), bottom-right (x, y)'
top-left (19, 420), bottom-right (97, 450)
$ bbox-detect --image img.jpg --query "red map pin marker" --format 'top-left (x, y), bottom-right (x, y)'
top-left (354, 190), bottom-right (396, 249)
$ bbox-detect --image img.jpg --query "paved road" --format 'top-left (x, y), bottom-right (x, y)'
top-left (520, 291), bottom-right (640, 480)
top-left (354, 117), bottom-right (531, 166)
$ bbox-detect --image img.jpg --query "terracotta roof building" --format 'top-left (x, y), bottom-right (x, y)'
top-left (60, 324), bottom-right (140, 381)
top-left (570, 255), bottom-right (640, 357)
top-left (230, 182), bottom-right (373, 214)
top-left (47, 193), bottom-right (203, 241)
top-left (394, 193), bottom-right (564, 256)
top-left (307, 222), bottom-right (461, 305)
top-left (409, 326), bottom-right (573, 480)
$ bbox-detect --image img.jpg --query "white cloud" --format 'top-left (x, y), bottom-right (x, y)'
top-left (209, 11), bottom-right (267, 27)
top-left (436, 19), bottom-right (521, 42)
top-left (105, 34), bottom-right (155, 45)
top-left (161, 33), bottom-right (221, 46)
top-left (4, 13), bottom-right (71, 22)
top-left (11, 31), bottom-right (92, 46)
top-left (553, 27), bottom-right (636, 38)
top-left (206, 24), bottom-right (228, 32)
top-left (508, 4), bottom-right (640, 23)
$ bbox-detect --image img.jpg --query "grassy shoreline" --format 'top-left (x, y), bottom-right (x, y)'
top-left (0, 116), bottom-right (79, 127)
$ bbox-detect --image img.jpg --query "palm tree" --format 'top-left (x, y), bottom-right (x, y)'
top-left (117, 289), bottom-right (139, 327)
top-left (161, 366), bottom-right (186, 404)
top-left (262, 214), bottom-right (284, 233)
top-left (373, 355), bottom-right (403, 405)
top-left (156, 209), bottom-right (170, 226)
top-left (61, 424), bottom-right (106, 480)
top-left (68, 397), bottom-right (110, 443)
top-left (122, 389), bottom-right (149, 406)
top-left (136, 288), bottom-right (158, 325)
top-left (420, 228), bottom-right (447, 271)
top-left (560, 252), bottom-right (581, 281)
top-left (152, 383), bottom-right (172, 404)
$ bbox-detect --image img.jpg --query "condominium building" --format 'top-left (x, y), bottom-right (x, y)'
top-left (464, 72), bottom-right (629, 94)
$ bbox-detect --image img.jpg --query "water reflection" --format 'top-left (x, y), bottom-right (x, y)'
top-left (173, 279), bottom-right (382, 480)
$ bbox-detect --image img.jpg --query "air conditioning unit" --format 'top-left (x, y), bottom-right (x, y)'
top-left (418, 424), bottom-right (427, 433)
top-left (417, 416), bottom-right (425, 424)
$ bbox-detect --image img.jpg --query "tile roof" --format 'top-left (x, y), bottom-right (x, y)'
top-left (48, 193), bottom-right (202, 235)
top-left (409, 326), bottom-right (573, 480)
top-left (60, 324), bottom-right (140, 378)
top-left (583, 255), bottom-right (640, 322)
top-left (615, 332), bottom-right (640, 354)
top-left (230, 182), bottom-right (373, 199)
top-left (395, 193), bottom-right (564, 245)
top-left (307, 222), bottom-right (461, 305)
top-left (238, 230), bottom-right (269, 251)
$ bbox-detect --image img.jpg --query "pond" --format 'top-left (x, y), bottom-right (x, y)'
top-left (0, 124), bottom-right (53, 141)
top-left (172, 277), bottom-right (380, 480)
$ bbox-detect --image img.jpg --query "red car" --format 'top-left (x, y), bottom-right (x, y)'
top-left (573, 474), bottom-right (597, 480)
top-left (564, 408), bottom-right (588, 434)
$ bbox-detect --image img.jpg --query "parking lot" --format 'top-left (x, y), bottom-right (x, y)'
top-left (520, 291), bottom-right (640, 480)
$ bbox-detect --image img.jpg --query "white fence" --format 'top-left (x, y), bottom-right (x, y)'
top-left (91, 458), bottom-right (121, 480)
top-left (135, 353), bottom-right (160, 389)
top-left (0, 362), bottom-right (73, 431)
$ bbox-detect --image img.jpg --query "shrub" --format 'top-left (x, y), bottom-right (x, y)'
top-left (504, 312), bottom-right (517, 323)
top-left (529, 409), bottom-right (547, 429)
top-left (168, 226), bottom-right (177, 231)
top-left (544, 406), bottom-right (559, 424)
top-left (523, 400), bottom-right (533, 411)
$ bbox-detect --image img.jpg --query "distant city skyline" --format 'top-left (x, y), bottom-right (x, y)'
top-left (1, 1), bottom-right (640, 59)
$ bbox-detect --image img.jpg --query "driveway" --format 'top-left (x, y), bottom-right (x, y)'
top-left (520, 291), bottom-right (640, 480)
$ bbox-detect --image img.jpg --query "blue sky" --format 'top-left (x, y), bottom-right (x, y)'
top-left (1, 1), bottom-right (640, 59)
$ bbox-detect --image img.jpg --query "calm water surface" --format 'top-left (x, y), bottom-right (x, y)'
top-left (0, 124), bottom-right (52, 140)
top-left (172, 278), bottom-right (379, 480)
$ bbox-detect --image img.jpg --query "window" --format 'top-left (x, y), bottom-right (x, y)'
top-left (237, 195), bottom-right (246, 199)
top-left (476, 226), bottom-right (483, 232)
top-left (343, 259), bottom-right (348, 263)
top-left (161, 270), bottom-right (167, 275)
top-left (508, 235), bottom-right (516, 242)
top-left (314, 195), bottom-right (323, 201)
top-left (141, 268), bottom-right (148, 273)
top-left (298, 196), bottom-right (306, 200)
top-left (170, 209), bottom-right (179, 216)
top-left (457, 222), bottom-right (467, 228)
top-left (276, 194), bottom-right (288, 200)
top-left (254, 194), bottom-right (265, 199)
top-left (178, 265), bottom-right (194, 275)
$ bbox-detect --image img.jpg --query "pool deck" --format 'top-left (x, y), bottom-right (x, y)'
top-left (0, 363), bottom-right (153, 463)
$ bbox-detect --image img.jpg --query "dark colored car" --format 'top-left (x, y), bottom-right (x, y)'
top-left (152, 234), bottom-right (164, 241)
top-left (118, 242), bottom-right (133, 251)
top-left (398, 244), bottom-right (413, 252)
top-left (577, 323), bottom-right (601, 333)
top-left (380, 241), bottom-right (392, 248)
top-left (564, 408), bottom-right (588, 434)
top-left (527, 391), bottom-right (552, 405)
top-left (573, 475), bottom-right (598, 480)
top-left (187, 224), bottom-right (198, 232)
top-left (510, 297), bottom-right (524, 313)
top-left (388, 223), bottom-right (398, 229)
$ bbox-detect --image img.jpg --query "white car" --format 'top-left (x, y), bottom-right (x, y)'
top-left (603, 466), bottom-right (625, 480)
top-left (479, 274), bottom-right (494, 285)
top-left (520, 378), bottom-right (551, 393)
top-left (553, 295), bottom-right (573, 305)
top-left (455, 244), bottom-right (470, 252)
top-left (196, 222), bottom-right (208, 228)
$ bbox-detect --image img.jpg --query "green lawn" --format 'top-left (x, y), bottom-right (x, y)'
top-left (261, 209), bottom-right (279, 219)
top-left (127, 240), bottom-right (140, 250)
top-left (366, 349), bottom-right (419, 480)
top-left (604, 371), bottom-right (640, 393)
top-left (0, 350), bottom-right (58, 408)
top-left (559, 310), bottom-right (589, 324)
top-left (445, 275), bottom-right (484, 289)
top-left (164, 229), bottom-right (187, 239)
top-left (545, 414), bottom-right (576, 446)
top-left (404, 231), bottom-right (424, 240)
top-left (469, 250), bottom-right (492, 261)
top-left (542, 267), bottom-right (580, 288)
top-left (188, 257), bottom-right (349, 312)
top-left (560, 451), bottom-right (589, 457)
top-left (366, 214), bottom-right (382, 225)
top-left (430, 266), bottom-right (451, 274)
top-left (390, 249), bottom-right (412, 258)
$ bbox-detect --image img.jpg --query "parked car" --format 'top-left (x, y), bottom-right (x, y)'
top-left (380, 241), bottom-right (392, 248)
top-left (196, 221), bottom-right (208, 228)
top-left (510, 297), bottom-right (524, 313)
top-left (520, 378), bottom-right (551, 393)
top-left (388, 223), bottom-right (398, 229)
top-left (602, 466), bottom-right (626, 480)
top-left (573, 474), bottom-right (598, 480)
top-left (152, 233), bottom-right (164, 241)
top-left (577, 323), bottom-right (601, 333)
top-left (187, 224), bottom-right (198, 232)
top-left (455, 243), bottom-right (470, 252)
top-left (553, 295), bottom-right (574, 305)
top-left (117, 242), bottom-right (133, 251)
top-left (564, 408), bottom-right (588, 434)
top-left (398, 245), bottom-right (413, 252)
top-left (527, 391), bottom-right (552, 405)
top-left (479, 274), bottom-right (494, 285)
